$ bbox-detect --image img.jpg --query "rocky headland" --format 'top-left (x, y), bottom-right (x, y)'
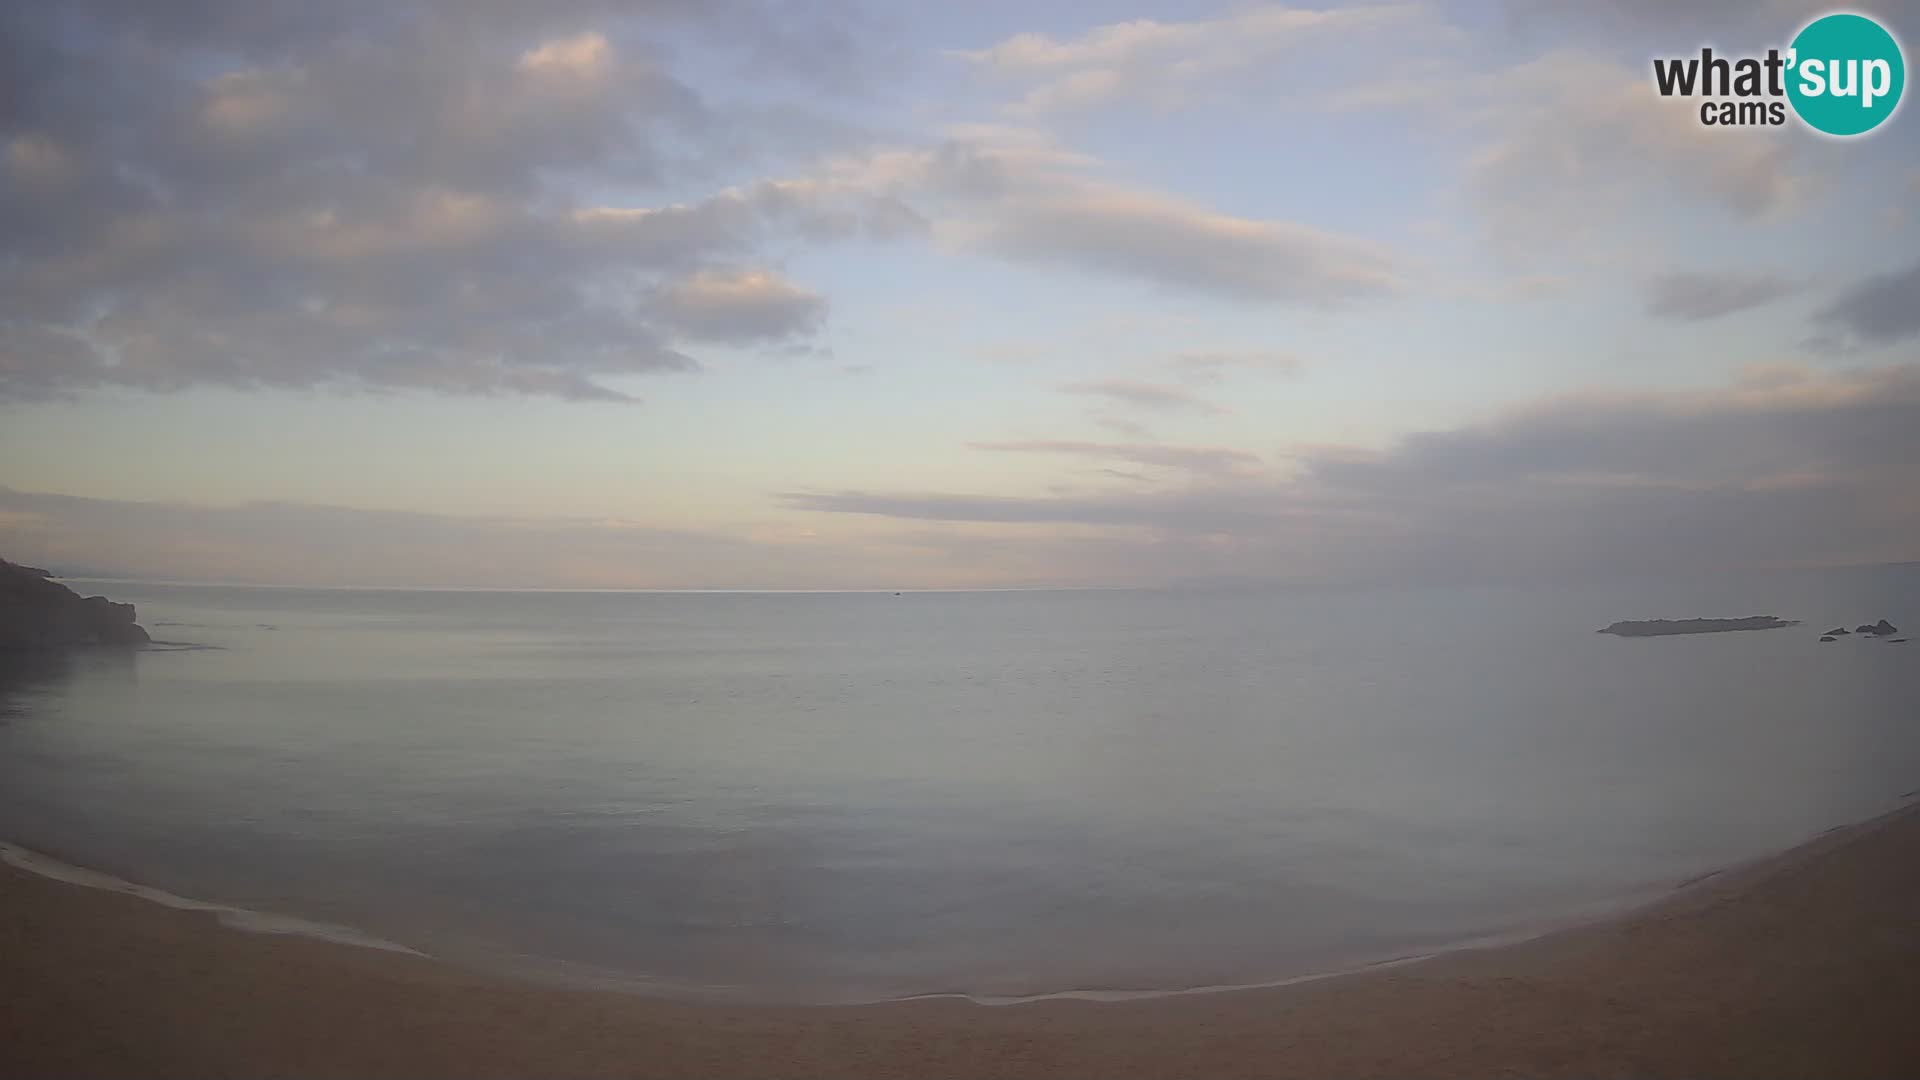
top-left (0, 559), bottom-right (150, 649)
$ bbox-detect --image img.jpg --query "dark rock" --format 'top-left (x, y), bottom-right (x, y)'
top-left (1598, 616), bottom-right (1798, 637)
top-left (1824, 627), bottom-right (1850, 636)
top-left (0, 558), bottom-right (150, 649)
top-left (1820, 636), bottom-right (1837, 642)
top-left (1891, 639), bottom-right (1909, 644)
top-left (1857, 619), bottom-right (1900, 636)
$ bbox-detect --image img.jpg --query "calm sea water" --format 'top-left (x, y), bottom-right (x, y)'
top-left (1, 567), bottom-right (1916, 1002)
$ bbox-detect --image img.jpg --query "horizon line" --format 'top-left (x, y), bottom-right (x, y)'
top-left (43, 558), bottom-right (1920, 596)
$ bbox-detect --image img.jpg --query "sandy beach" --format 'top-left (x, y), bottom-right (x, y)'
top-left (1, 800), bottom-right (1916, 1079)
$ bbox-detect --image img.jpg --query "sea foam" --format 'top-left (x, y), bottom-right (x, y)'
top-left (0, 841), bottom-right (426, 957)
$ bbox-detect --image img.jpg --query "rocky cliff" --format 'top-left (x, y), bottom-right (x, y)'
top-left (0, 559), bottom-right (150, 648)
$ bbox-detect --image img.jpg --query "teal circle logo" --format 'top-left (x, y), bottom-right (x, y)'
top-left (1787, 12), bottom-right (1905, 136)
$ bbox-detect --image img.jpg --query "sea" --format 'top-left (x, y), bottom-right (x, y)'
top-left (2, 565), bottom-right (1916, 1004)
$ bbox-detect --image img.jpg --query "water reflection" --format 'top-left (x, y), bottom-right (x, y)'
top-left (0, 568), bottom-right (1916, 1002)
top-left (0, 649), bottom-right (77, 722)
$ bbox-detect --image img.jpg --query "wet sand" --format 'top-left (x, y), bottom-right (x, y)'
top-left (4, 801), bottom-right (1918, 1079)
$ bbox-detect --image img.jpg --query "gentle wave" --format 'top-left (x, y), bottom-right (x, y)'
top-left (0, 841), bottom-right (427, 958)
top-left (0, 839), bottom-right (1621, 1007)
top-left (890, 925), bottom-right (1577, 1007)
top-left (0, 822), bottom-right (1864, 1007)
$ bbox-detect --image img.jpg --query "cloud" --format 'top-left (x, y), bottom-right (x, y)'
top-left (1496, 1), bottom-right (1911, 44)
top-left (1318, 23), bottom-right (1814, 262)
top-left (966, 439), bottom-right (1264, 477)
top-left (1465, 54), bottom-right (1805, 262)
top-left (1304, 364), bottom-right (1920, 493)
top-left (517, 30), bottom-right (616, 82)
top-left (1089, 413), bottom-right (1155, 440)
top-left (652, 268), bottom-right (826, 344)
top-left (9, 364), bottom-right (1916, 588)
top-left (788, 364), bottom-right (1920, 582)
top-left (3, 134), bottom-right (76, 190)
top-left (0, 0), bottom-right (881, 402)
top-left (1, 2), bottom-right (1398, 403)
top-left (1644, 269), bottom-right (1801, 322)
top-left (760, 125), bottom-right (1402, 306)
top-left (956, 4), bottom-right (1431, 115)
top-left (1057, 352), bottom-right (1295, 438)
top-left (1061, 378), bottom-right (1223, 414)
top-left (1178, 11), bottom-right (1816, 269)
top-left (780, 486), bottom-right (1288, 531)
top-left (920, 127), bottom-right (1399, 303)
top-left (956, 183), bottom-right (1401, 304)
top-left (1165, 350), bottom-right (1301, 384)
top-left (1813, 258), bottom-right (1920, 347)
top-left (0, 485), bottom-right (919, 590)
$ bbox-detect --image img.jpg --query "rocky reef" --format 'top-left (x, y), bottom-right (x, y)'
top-left (0, 558), bottom-right (150, 649)
top-left (1598, 616), bottom-right (1798, 637)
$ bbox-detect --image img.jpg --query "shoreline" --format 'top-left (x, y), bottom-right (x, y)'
top-left (0, 831), bottom-right (1686, 1008)
top-left (0, 841), bottom-right (425, 958)
top-left (5, 801), bottom-right (1919, 1077)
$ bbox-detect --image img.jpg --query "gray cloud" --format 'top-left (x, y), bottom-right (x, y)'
top-left (1304, 366), bottom-right (1920, 491)
top-left (789, 364), bottom-right (1920, 581)
top-left (1061, 378), bottom-right (1223, 414)
top-left (1166, 350), bottom-right (1300, 384)
top-left (958, 182), bottom-right (1401, 305)
top-left (1498, 0), bottom-right (1920, 46)
top-left (0, 486), bottom-right (891, 590)
top-left (0, 2), bottom-right (1396, 400)
top-left (1235, 34), bottom-right (1813, 268)
top-left (967, 439), bottom-right (1265, 477)
top-left (797, 127), bottom-right (1403, 306)
top-left (781, 486), bottom-right (1290, 531)
top-left (1645, 269), bottom-right (1801, 322)
top-left (1089, 413), bottom-right (1155, 440)
top-left (955, 5), bottom-right (1435, 115)
top-left (0, 1), bottom-right (878, 402)
top-left (1814, 258), bottom-right (1920, 348)
top-left (651, 269), bottom-right (826, 344)
top-left (1466, 56), bottom-right (1805, 263)
top-left (7, 364), bottom-right (1915, 588)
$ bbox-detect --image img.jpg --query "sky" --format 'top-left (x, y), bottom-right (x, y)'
top-left (2, 0), bottom-right (1918, 589)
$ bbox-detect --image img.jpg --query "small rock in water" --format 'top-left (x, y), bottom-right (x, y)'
top-left (1824, 627), bottom-right (1850, 636)
top-left (1597, 616), bottom-right (1796, 637)
top-left (1820, 636), bottom-right (1837, 642)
